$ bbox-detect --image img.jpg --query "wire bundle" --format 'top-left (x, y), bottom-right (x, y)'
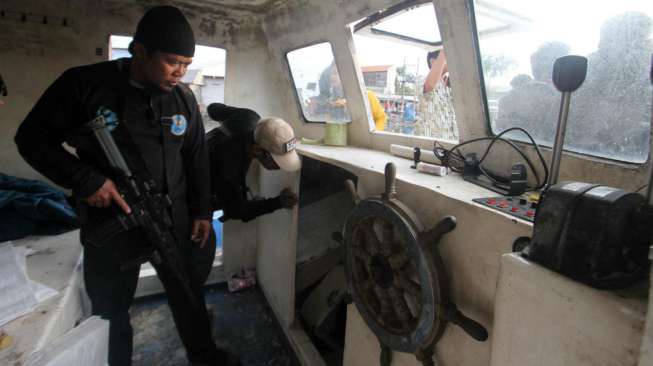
top-left (433, 127), bottom-right (550, 192)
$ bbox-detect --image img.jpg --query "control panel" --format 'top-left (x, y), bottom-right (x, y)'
top-left (473, 194), bottom-right (539, 222)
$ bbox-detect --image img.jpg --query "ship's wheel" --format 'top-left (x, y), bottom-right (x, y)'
top-left (342, 163), bottom-right (487, 365)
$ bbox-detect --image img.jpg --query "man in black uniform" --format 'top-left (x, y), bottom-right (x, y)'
top-left (206, 103), bottom-right (299, 222)
top-left (15, 6), bottom-right (236, 366)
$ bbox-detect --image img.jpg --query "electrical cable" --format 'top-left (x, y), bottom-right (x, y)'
top-left (433, 127), bottom-right (549, 192)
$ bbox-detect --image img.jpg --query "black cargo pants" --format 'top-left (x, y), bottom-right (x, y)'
top-left (82, 228), bottom-right (217, 365)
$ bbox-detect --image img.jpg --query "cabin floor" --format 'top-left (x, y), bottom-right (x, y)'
top-left (131, 283), bottom-right (300, 366)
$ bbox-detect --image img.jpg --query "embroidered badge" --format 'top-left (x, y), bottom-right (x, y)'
top-left (284, 138), bottom-right (297, 152)
top-left (96, 106), bottom-right (119, 131)
top-left (170, 114), bottom-right (187, 136)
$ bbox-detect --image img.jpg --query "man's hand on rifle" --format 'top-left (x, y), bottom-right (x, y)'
top-left (86, 179), bottom-right (131, 214)
top-left (191, 219), bottom-right (211, 248)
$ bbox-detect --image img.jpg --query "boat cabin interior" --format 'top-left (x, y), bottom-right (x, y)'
top-left (1, 0), bottom-right (652, 365)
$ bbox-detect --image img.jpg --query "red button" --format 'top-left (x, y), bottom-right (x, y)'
top-left (511, 207), bottom-right (520, 212)
top-left (487, 198), bottom-right (497, 205)
top-left (526, 210), bottom-right (535, 217)
top-left (499, 201), bottom-right (508, 207)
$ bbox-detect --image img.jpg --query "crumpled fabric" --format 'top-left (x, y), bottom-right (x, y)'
top-left (0, 173), bottom-right (78, 242)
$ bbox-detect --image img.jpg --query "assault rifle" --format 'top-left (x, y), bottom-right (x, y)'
top-left (85, 115), bottom-right (199, 309)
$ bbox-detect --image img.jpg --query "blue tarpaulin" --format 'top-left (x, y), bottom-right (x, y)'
top-left (0, 173), bottom-right (78, 242)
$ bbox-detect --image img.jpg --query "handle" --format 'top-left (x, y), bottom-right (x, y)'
top-left (440, 303), bottom-right (488, 342)
top-left (421, 216), bottom-right (457, 246)
top-left (380, 345), bottom-right (392, 366)
top-left (548, 55), bottom-right (588, 187)
top-left (383, 162), bottom-right (397, 200)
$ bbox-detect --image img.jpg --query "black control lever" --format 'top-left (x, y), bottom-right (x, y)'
top-left (439, 302), bottom-right (489, 342)
top-left (548, 55), bottom-right (588, 186)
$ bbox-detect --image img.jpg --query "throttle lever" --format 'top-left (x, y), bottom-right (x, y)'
top-left (439, 302), bottom-right (488, 342)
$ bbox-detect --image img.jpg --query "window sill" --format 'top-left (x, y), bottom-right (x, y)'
top-left (296, 143), bottom-right (533, 225)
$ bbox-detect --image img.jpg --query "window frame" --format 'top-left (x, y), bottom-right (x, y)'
top-left (353, 0), bottom-right (443, 48)
top-left (284, 41), bottom-right (352, 124)
top-left (351, 0), bottom-right (462, 140)
top-left (468, 0), bottom-right (650, 166)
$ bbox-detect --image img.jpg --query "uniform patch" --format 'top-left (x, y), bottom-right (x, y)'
top-left (170, 114), bottom-right (187, 136)
top-left (96, 106), bottom-right (119, 131)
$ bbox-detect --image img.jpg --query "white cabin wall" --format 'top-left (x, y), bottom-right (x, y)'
top-left (0, 0), bottom-right (104, 182)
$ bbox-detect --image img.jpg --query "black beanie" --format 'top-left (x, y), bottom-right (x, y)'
top-left (133, 6), bottom-right (195, 57)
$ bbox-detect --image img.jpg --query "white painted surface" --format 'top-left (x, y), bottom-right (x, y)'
top-left (24, 316), bottom-right (109, 366)
top-left (491, 254), bottom-right (646, 366)
top-left (256, 167), bottom-right (300, 328)
top-left (0, 231), bottom-right (87, 365)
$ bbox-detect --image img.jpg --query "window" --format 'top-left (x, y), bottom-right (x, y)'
top-left (109, 35), bottom-right (227, 132)
top-left (286, 42), bottom-right (351, 123)
top-left (363, 70), bottom-right (388, 88)
top-left (472, 1), bottom-right (653, 163)
top-left (351, 3), bottom-right (459, 141)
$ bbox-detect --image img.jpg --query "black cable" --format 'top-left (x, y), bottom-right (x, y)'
top-left (483, 127), bottom-right (549, 189)
top-left (433, 128), bottom-right (549, 191)
top-left (636, 184), bottom-right (647, 193)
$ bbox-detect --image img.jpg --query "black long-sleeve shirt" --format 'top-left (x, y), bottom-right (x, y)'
top-left (205, 105), bottom-right (281, 222)
top-left (15, 58), bottom-right (211, 241)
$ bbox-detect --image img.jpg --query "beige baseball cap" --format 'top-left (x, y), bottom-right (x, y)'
top-left (254, 117), bottom-right (301, 172)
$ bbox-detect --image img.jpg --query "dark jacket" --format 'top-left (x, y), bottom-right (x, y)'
top-left (0, 173), bottom-right (78, 242)
top-left (15, 58), bottom-right (211, 244)
top-left (205, 105), bottom-right (281, 222)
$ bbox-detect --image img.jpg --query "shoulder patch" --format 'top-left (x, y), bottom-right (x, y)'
top-left (96, 106), bottom-right (119, 131)
top-left (170, 114), bottom-right (187, 136)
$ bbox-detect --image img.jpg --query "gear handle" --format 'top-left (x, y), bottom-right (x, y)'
top-left (383, 162), bottom-right (397, 200)
top-left (440, 302), bottom-right (488, 342)
top-left (422, 216), bottom-right (457, 246)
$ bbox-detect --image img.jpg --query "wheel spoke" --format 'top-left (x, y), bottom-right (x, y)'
top-left (388, 287), bottom-right (415, 331)
top-left (374, 286), bottom-right (392, 319)
top-left (380, 221), bottom-right (394, 255)
top-left (395, 274), bottom-right (421, 298)
top-left (352, 247), bottom-right (372, 264)
top-left (359, 221), bottom-right (380, 254)
top-left (388, 251), bottom-right (410, 270)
